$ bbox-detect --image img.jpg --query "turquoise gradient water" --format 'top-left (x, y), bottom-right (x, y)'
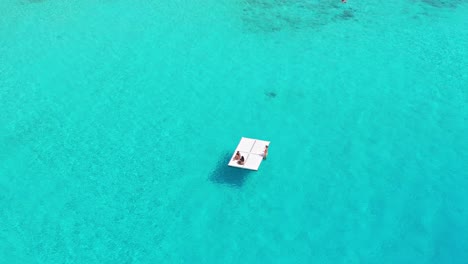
top-left (1, 0), bottom-right (467, 263)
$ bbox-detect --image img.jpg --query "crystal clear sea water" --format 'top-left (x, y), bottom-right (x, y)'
top-left (1, 0), bottom-right (467, 263)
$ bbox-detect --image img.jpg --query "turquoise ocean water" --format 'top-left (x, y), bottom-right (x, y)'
top-left (1, 0), bottom-right (467, 263)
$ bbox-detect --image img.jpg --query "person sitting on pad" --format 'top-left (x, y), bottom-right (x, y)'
top-left (233, 151), bottom-right (241, 161)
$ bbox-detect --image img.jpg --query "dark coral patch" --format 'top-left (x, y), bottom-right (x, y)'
top-left (420, 0), bottom-right (465, 8)
top-left (241, 0), bottom-right (341, 32)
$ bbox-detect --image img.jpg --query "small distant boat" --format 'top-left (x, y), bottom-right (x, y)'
top-left (228, 137), bottom-right (270, 171)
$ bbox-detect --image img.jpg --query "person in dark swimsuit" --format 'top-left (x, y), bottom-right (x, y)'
top-left (263, 145), bottom-right (269, 160)
top-left (237, 156), bottom-right (245, 165)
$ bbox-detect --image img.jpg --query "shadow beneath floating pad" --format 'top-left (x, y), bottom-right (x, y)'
top-left (210, 152), bottom-right (253, 188)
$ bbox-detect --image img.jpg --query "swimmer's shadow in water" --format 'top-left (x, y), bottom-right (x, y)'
top-left (209, 152), bottom-right (252, 187)
top-left (265, 91), bottom-right (277, 99)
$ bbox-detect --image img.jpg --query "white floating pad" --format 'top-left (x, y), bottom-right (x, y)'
top-left (228, 137), bottom-right (270, 170)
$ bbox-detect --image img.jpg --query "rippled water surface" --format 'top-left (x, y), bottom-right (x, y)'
top-left (1, 0), bottom-right (467, 263)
